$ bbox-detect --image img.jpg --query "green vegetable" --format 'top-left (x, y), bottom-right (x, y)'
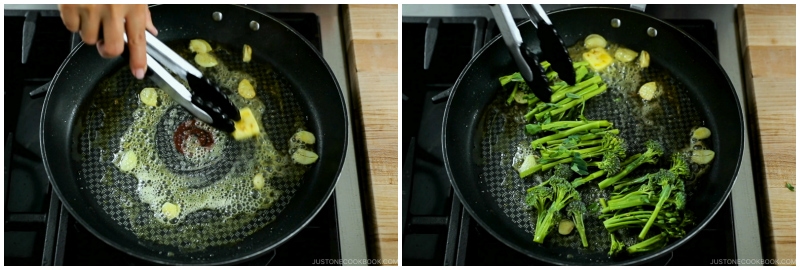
top-left (787, 183), bottom-right (795, 192)
top-left (551, 163), bottom-right (576, 180)
top-left (530, 121), bottom-right (613, 149)
top-left (506, 84), bottom-right (518, 105)
top-left (567, 201), bottom-right (589, 247)
top-left (640, 170), bottom-right (679, 239)
top-left (572, 152), bottom-right (638, 188)
top-left (539, 85), bottom-right (607, 120)
top-left (518, 155), bottom-right (538, 178)
top-left (522, 128), bottom-right (626, 177)
top-left (574, 65), bottom-right (588, 82)
top-left (499, 72), bottom-right (523, 86)
top-left (524, 165), bottom-right (580, 244)
top-left (627, 232), bottom-right (668, 254)
top-left (608, 232), bottom-right (625, 256)
top-left (571, 153), bottom-right (589, 175)
top-left (533, 178), bottom-right (580, 244)
top-left (599, 150), bottom-right (693, 257)
top-left (500, 56), bottom-right (694, 255)
top-left (525, 185), bottom-right (554, 232)
top-left (603, 209), bottom-right (691, 238)
top-left (525, 121), bottom-right (588, 136)
top-left (598, 140), bottom-right (664, 189)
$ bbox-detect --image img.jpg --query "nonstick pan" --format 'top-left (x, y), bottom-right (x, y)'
top-left (443, 7), bottom-right (743, 265)
top-left (40, 4), bottom-right (347, 265)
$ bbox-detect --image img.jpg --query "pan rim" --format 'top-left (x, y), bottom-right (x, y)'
top-left (40, 4), bottom-right (349, 265)
top-left (442, 6), bottom-right (744, 265)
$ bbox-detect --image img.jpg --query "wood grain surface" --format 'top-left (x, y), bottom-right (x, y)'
top-left (738, 4), bottom-right (796, 266)
top-left (343, 4), bottom-right (399, 265)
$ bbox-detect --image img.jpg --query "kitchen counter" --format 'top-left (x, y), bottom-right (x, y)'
top-left (343, 4), bottom-right (399, 265)
top-left (738, 4), bottom-right (796, 266)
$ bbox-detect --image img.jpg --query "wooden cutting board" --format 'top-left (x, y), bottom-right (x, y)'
top-left (737, 4), bottom-right (796, 266)
top-left (343, 4), bottom-right (399, 265)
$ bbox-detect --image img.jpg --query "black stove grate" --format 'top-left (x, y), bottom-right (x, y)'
top-left (4, 9), bottom-right (341, 266)
top-left (402, 15), bottom-right (736, 266)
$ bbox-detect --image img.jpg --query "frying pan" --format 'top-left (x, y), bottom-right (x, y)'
top-left (40, 4), bottom-right (347, 265)
top-left (443, 7), bottom-right (743, 265)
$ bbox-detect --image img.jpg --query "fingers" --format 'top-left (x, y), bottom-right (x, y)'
top-left (145, 8), bottom-right (158, 36)
top-left (60, 4), bottom-right (157, 80)
top-left (58, 4), bottom-right (81, 32)
top-left (97, 6), bottom-right (125, 58)
top-left (78, 5), bottom-right (102, 45)
top-left (125, 5), bottom-right (148, 79)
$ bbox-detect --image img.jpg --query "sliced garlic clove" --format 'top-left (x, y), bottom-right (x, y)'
top-left (252, 173), bottom-right (265, 190)
top-left (292, 149), bottom-right (319, 165)
top-left (691, 149), bottom-right (715, 164)
top-left (692, 127), bottom-right (711, 140)
top-left (584, 34), bottom-right (607, 49)
top-left (558, 219), bottom-right (575, 235)
top-left (614, 48), bottom-right (639, 63)
top-left (139, 87), bottom-right (158, 106)
top-left (119, 151), bottom-right (138, 172)
top-left (294, 131), bottom-right (316, 144)
top-left (189, 39), bottom-right (212, 54)
top-left (639, 50), bottom-right (651, 68)
top-left (638, 81), bottom-right (658, 101)
top-left (161, 202), bottom-right (181, 220)
top-left (243, 44), bottom-right (252, 63)
top-left (238, 79), bottom-right (256, 99)
top-left (194, 53), bottom-right (219, 67)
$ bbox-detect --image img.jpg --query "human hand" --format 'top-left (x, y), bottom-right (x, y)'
top-left (58, 4), bottom-right (158, 79)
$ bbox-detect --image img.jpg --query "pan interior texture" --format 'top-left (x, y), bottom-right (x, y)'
top-left (76, 41), bottom-right (310, 251)
top-left (444, 7), bottom-right (743, 265)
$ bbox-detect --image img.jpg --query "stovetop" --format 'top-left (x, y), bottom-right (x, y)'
top-left (402, 4), bottom-right (762, 266)
top-left (4, 4), bottom-right (367, 266)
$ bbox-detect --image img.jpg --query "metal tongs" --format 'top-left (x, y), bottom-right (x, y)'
top-left (489, 4), bottom-right (575, 103)
top-left (124, 32), bottom-right (241, 132)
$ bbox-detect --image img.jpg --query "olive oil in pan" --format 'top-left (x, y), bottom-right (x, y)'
top-left (78, 40), bottom-right (313, 251)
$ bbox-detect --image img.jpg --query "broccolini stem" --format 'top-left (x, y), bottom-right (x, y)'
top-left (546, 84), bottom-right (608, 118)
top-left (545, 129), bottom-right (619, 146)
top-left (534, 84), bottom-right (601, 121)
top-left (541, 151), bottom-right (603, 171)
top-left (531, 121), bottom-right (612, 148)
top-left (550, 75), bottom-right (603, 102)
top-left (598, 153), bottom-right (650, 189)
top-left (602, 197), bottom-right (653, 213)
top-left (533, 211), bottom-right (556, 243)
top-left (627, 232), bottom-right (668, 254)
top-left (640, 185), bottom-right (673, 239)
top-left (571, 170), bottom-right (605, 187)
top-left (506, 84), bottom-right (518, 105)
top-left (612, 174), bottom-right (650, 191)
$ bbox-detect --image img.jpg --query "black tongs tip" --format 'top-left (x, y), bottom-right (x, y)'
top-left (186, 74), bottom-right (241, 132)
